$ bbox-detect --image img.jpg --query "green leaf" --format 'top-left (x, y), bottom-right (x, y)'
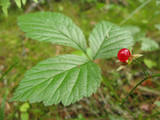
top-left (18, 12), bottom-right (87, 52)
top-left (143, 59), bottom-right (157, 69)
top-left (72, 50), bottom-right (84, 56)
top-left (20, 103), bottom-right (30, 112)
top-left (122, 25), bottom-right (140, 37)
top-left (0, 0), bottom-right (11, 17)
top-left (11, 55), bottom-right (101, 106)
top-left (141, 38), bottom-right (159, 52)
top-left (156, 1), bottom-right (160, 7)
top-left (155, 101), bottom-right (160, 107)
top-left (21, 113), bottom-right (29, 120)
top-left (22, 0), bottom-right (27, 5)
top-left (155, 24), bottom-right (160, 31)
top-left (89, 21), bottom-right (133, 59)
top-left (72, 48), bottom-right (93, 59)
top-left (33, 0), bottom-right (38, 3)
top-left (15, 0), bottom-right (21, 8)
top-left (74, 114), bottom-right (86, 120)
top-left (134, 32), bottom-right (146, 42)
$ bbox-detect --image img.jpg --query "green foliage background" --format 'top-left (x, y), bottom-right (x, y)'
top-left (0, 0), bottom-right (160, 120)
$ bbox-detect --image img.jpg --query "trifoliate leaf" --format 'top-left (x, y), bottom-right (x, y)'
top-left (11, 55), bottom-right (101, 106)
top-left (141, 38), bottom-right (159, 52)
top-left (18, 12), bottom-right (87, 52)
top-left (89, 21), bottom-right (133, 59)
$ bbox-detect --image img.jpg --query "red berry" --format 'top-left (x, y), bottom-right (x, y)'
top-left (117, 48), bottom-right (131, 62)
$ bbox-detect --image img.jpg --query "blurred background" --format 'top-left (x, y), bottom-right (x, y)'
top-left (0, 0), bottom-right (160, 120)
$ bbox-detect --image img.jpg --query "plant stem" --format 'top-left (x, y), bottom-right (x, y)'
top-left (102, 75), bottom-right (120, 102)
top-left (0, 61), bottom-right (18, 81)
top-left (120, 0), bottom-right (152, 25)
top-left (134, 59), bottom-right (149, 77)
top-left (152, 74), bottom-right (160, 78)
top-left (120, 73), bottom-right (160, 105)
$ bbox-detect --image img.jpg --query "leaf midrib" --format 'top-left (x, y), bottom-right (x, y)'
top-left (19, 19), bottom-right (87, 53)
top-left (93, 24), bottom-right (114, 59)
top-left (15, 61), bottom-right (90, 101)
